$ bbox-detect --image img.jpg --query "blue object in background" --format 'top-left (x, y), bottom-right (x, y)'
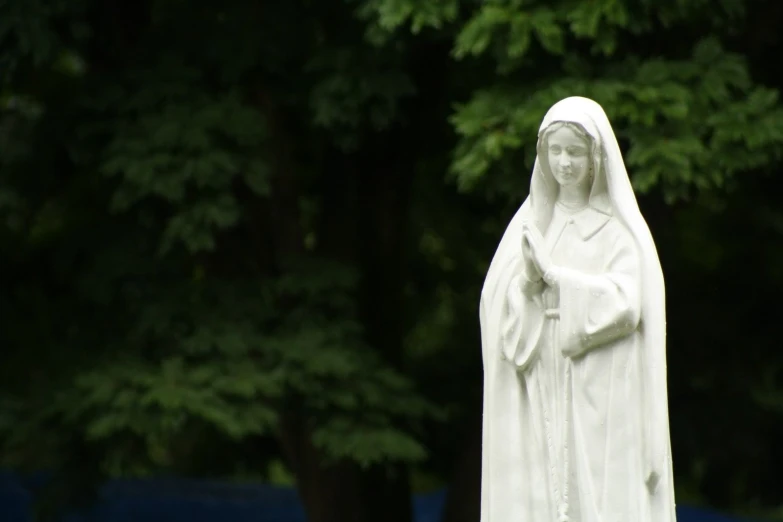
top-left (0, 472), bottom-right (756, 522)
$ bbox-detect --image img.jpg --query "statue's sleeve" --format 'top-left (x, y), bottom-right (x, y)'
top-left (516, 260), bottom-right (544, 298)
top-left (548, 232), bottom-right (641, 358)
top-left (499, 257), bottom-right (544, 371)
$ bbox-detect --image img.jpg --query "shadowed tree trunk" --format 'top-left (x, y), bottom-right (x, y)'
top-left (267, 116), bottom-right (415, 521)
top-left (262, 103), bottom-right (369, 522)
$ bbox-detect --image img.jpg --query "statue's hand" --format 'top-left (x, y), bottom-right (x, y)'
top-left (522, 225), bottom-right (552, 277)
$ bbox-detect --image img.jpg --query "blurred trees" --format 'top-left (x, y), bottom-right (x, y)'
top-left (2, 0), bottom-right (783, 520)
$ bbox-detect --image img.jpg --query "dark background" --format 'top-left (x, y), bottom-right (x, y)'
top-left (2, 0), bottom-right (783, 521)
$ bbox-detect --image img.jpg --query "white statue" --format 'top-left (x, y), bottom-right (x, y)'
top-left (479, 97), bottom-right (676, 522)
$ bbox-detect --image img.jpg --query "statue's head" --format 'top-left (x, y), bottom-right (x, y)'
top-left (531, 109), bottom-right (612, 228)
top-left (538, 121), bottom-right (594, 191)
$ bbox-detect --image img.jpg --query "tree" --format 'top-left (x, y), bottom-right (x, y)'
top-left (357, 0), bottom-right (783, 518)
top-left (0, 1), bottom-right (439, 521)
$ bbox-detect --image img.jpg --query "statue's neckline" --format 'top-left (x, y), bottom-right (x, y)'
top-left (556, 200), bottom-right (589, 214)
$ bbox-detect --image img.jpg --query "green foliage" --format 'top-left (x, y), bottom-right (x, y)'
top-left (0, 0), bottom-right (88, 82)
top-left (0, 0), bottom-right (439, 481)
top-left (312, 418), bottom-right (427, 466)
top-left (450, 38), bottom-right (783, 201)
top-left (0, 255), bottom-right (436, 476)
top-left (307, 47), bottom-right (416, 149)
top-left (355, 0), bottom-right (460, 43)
top-left (88, 64), bottom-right (270, 254)
top-left (362, 0), bottom-right (783, 203)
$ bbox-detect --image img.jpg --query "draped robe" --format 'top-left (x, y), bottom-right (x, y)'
top-left (479, 97), bottom-right (676, 522)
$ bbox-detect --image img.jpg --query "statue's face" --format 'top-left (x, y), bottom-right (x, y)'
top-left (546, 125), bottom-right (591, 188)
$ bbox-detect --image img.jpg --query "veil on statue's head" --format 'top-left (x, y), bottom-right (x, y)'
top-left (531, 97), bottom-right (618, 235)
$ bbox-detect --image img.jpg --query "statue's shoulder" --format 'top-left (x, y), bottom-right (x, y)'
top-left (598, 214), bottom-right (636, 249)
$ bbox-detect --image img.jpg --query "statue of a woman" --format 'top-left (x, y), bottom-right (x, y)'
top-left (479, 97), bottom-right (676, 522)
